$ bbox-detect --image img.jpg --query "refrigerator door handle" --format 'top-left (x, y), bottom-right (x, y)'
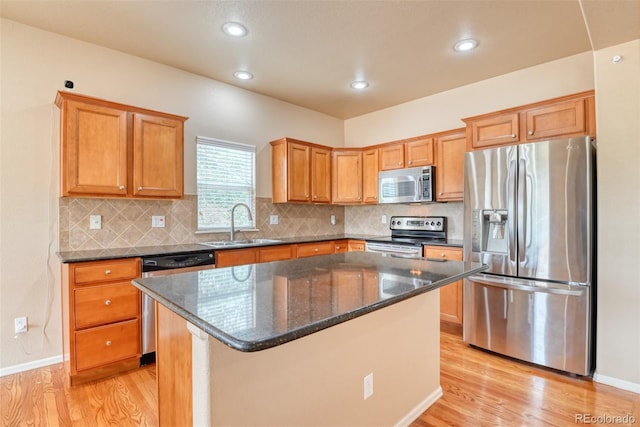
top-left (517, 158), bottom-right (527, 263)
top-left (469, 275), bottom-right (585, 297)
top-left (507, 159), bottom-right (517, 262)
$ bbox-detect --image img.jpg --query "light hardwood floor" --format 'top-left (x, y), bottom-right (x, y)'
top-left (2, 326), bottom-right (638, 426)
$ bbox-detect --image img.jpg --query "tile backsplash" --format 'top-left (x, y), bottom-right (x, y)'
top-left (59, 196), bottom-right (463, 251)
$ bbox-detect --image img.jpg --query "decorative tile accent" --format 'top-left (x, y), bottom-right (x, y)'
top-left (59, 196), bottom-right (463, 251)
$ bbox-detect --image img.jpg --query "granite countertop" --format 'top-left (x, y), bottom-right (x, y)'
top-left (57, 234), bottom-right (463, 263)
top-left (132, 252), bottom-right (486, 352)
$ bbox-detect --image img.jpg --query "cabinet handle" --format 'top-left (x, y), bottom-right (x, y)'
top-left (105, 270), bottom-right (111, 275)
top-left (374, 196), bottom-right (378, 200)
top-left (511, 134), bottom-right (516, 138)
top-left (313, 195), bottom-right (317, 199)
top-left (528, 130), bottom-right (534, 136)
top-left (138, 186), bottom-right (143, 191)
top-left (439, 192), bottom-right (443, 196)
top-left (398, 161), bottom-right (402, 165)
top-left (119, 185), bottom-right (125, 190)
top-left (408, 160), bottom-right (412, 165)
top-left (105, 340), bottom-right (112, 347)
top-left (105, 299), bottom-right (112, 306)
top-left (441, 253), bottom-right (446, 258)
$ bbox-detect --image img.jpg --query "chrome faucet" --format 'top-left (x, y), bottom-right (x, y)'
top-left (230, 203), bottom-right (253, 241)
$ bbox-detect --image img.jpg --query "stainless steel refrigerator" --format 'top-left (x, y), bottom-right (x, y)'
top-left (463, 136), bottom-right (595, 376)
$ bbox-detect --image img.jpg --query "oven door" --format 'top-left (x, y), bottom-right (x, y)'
top-left (365, 242), bottom-right (423, 258)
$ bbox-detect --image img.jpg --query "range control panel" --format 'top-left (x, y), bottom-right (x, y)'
top-left (389, 216), bottom-right (445, 232)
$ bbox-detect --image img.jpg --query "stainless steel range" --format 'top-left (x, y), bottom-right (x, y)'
top-left (365, 216), bottom-right (446, 258)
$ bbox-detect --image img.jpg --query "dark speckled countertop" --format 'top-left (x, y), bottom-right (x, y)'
top-left (57, 234), bottom-right (462, 263)
top-left (132, 252), bottom-right (485, 352)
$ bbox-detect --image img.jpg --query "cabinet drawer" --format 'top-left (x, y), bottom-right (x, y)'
top-left (424, 246), bottom-right (462, 261)
top-left (297, 241), bottom-right (334, 258)
top-left (75, 319), bottom-right (140, 371)
top-left (74, 283), bottom-right (139, 329)
top-left (348, 241), bottom-right (366, 252)
top-left (258, 245), bottom-right (295, 263)
top-left (72, 259), bottom-right (140, 285)
top-left (333, 240), bottom-right (349, 253)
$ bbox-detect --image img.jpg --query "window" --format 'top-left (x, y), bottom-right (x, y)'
top-left (196, 136), bottom-right (256, 231)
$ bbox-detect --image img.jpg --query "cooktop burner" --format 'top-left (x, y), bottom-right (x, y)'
top-left (367, 216), bottom-right (448, 247)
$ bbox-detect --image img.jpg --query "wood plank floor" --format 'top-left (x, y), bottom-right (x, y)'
top-left (2, 326), bottom-right (638, 426)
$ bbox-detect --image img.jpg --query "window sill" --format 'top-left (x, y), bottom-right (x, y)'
top-left (195, 228), bottom-right (260, 235)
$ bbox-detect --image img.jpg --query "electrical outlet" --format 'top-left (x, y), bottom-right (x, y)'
top-left (270, 215), bottom-right (279, 225)
top-left (381, 215), bottom-right (387, 224)
top-left (14, 316), bottom-right (28, 334)
top-left (89, 215), bottom-right (101, 230)
top-left (330, 215), bottom-right (336, 225)
top-left (364, 372), bottom-right (373, 400)
top-left (152, 215), bottom-right (165, 228)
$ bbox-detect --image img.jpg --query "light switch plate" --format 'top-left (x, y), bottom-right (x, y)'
top-left (330, 215), bottom-right (336, 225)
top-left (89, 215), bottom-right (101, 230)
top-left (381, 215), bottom-right (387, 224)
top-left (270, 215), bottom-right (279, 225)
top-left (152, 215), bottom-right (165, 228)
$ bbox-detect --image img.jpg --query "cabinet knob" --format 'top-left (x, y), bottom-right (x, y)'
top-left (314, 248), bottom-right (319, 252)
top-left (408, 160), bottom-right (412, 165)
top-left (441, 253), bottom-right (446, 257)
top-left (138, 186), bottom-right (143, 191)
top-left (374, 196), bottom-right (378, 200)
top-left (105, 299), bottom-right (112, 306)
top-left (511, 134), bottom-right (516, 138)
top-left (398, 161), bottom-right (402, 165)
top-left (119, 185), bottom-right (125, 190)
top-left (528, 130), bottom-right (534, 136)
top-left (439, 192), bottom-right (443, 196)
top-left (105, 340), bottom-right (112, 347)
top-left (313, 195), bottom-right (317, 199)
top-left (105, 270), bottom-right (111, 275)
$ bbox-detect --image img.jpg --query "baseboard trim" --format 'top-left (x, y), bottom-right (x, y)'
top-left (395, 385), bottom-right (444, 427)
top-left (0, 355), bottom-right (63, 377)
top-left (593, 372), bottom-right (640, 394)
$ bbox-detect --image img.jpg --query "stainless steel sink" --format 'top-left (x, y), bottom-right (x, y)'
top-left (200, 239), bottom-right (283, 248)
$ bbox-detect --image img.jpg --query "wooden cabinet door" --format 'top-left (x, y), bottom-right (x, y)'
top-left (469, 112), bottom-right (520, 150)
top-left (425, 246), bottom-right (463, 324)
top-left (132, 113), bottom-right (184, 198)
top-left (310, 147), bottom-right (331, 203)
top-left (379, 143), bottom-right (404, 170)
top-left (333, 240), bottom-right (349, 253)
top-left (524, 98), bottom-right (586, 141)
top-left (435, 131), bottom-right (466, 201)
top-left (405, 137), bottom-right (434, 167)
top-left (62, 100), bottom-right (128, 196)
top-left (332, 150), bottom-right (362, 204)
top-left (362, 148), bottom-right (379, 204)
top-left (287, 142), bottom-right (311, 202)
top-left (332, 270), bottom-right (364, 312)
top-left (215, 247), bottom-right (257, 267)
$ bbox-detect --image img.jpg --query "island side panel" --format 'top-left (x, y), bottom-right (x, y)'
top-left (199, 290), bottom-right (441, 426)
top-left (156, 302), bottom-right (192, 426)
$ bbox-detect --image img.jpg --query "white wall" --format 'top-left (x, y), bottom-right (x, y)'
top-left (593, 39), bottom-right (640, 392)
top-left (0, 19), bottom-right (343, 371)
top-left (344, 52), bottom-right (594, 146)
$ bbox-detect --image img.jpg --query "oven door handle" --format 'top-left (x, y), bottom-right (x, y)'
top-left (366, 245), bottom-right (422, 257)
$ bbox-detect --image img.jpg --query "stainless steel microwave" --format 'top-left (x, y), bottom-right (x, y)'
top-left (378, 166), bottom-right (435, 204)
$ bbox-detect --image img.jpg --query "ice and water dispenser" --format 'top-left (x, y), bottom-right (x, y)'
top-left (470, 209), bottom-right (509, 254)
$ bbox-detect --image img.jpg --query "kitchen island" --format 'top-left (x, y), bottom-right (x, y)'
top-left (132, 252), bottom-right (485, 426)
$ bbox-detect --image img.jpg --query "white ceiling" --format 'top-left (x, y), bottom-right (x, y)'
top-left (1, 0), bottom-right (639, 119)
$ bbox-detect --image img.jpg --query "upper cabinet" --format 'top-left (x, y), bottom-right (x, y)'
top-left (361, 148), bottom-right (379, 204)
top-left (332, 150), bottom-right (363, 204)
top-left (435, 129), bottom-right (466, 202)
top-left (271, 137), bottom-right (332, 204)
top-left (379, 136), bottom-right (434, 170)
top-left (56, 92), bottom-right (187, 199)
top-left (464, 90), bottom-right (595, 151)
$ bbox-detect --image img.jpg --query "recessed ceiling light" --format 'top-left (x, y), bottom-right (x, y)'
top-left (234, 71), bottom-right (254, 80)
top-left (454, 39), bottom-right (478, 52)
top-left (351, 81), bottom-right (369, 90)
top-left (222, 22), bottom-right (248, 37)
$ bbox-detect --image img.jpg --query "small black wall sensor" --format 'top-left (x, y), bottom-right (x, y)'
top-left (64, 80), bottom-right (74, 89)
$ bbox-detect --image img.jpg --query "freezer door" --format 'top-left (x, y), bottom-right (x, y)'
top-left (517, 137), bottom-right (593, 283)
top-left (464, 145), bottom-right (518, 276)
top-left (463, 274), bottom-right (592, 375)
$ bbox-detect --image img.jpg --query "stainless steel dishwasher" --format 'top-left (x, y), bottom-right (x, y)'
top-left (140, 249), bottom-right (215, 365)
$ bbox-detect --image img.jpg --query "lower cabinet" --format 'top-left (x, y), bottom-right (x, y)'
top-left (61, 258), bottom-right (141, 385)
top-left (424, 246), bottom-right (463, 325)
